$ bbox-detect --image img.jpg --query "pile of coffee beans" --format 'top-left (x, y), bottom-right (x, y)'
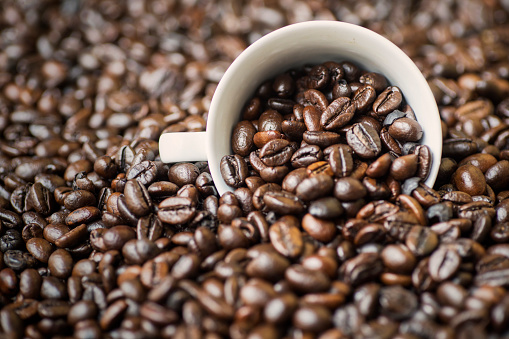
top-left (1, 0), bottom-right (509, 338)
top-left (221, 61), bottom-right (430, 201)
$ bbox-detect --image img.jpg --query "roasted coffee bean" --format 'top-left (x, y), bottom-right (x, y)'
top-left (269, 219), bottom-right (303, 258)
top-left (390, 154), bottom-right (418, 181)
top-left (485, 160), bottom-right (509, 191)
top-left (0, 229), bottom-right (23, 252)
top-left (295, 174), bottom-right (334, 202)
top-left (307, 161), bottom-right (334, 177)
top-left (405, 226), bottom-right (439, 257)
top-left (334, 177), bottom-right (367, 201)
top-left (63, 190), bottom-right (97, 211)
top-left (264, 293), bottom-right (298, 324)
top-left (453, 164), bottom-right (487, 196)
top-left (308, 197), bottom-right (344, 219)
top-left (388, 117), bottom-right (423, 142)
top-left (302, 213), bottom-right (337, 243)
top-left (381, 244), bottom-right (416, 273)
top-left (366, 153), bottom-right (392, 178)
top-left (263, 191), bottom-right (306, 215)
top-left (65, 206), bottom-right (101, 227)
top-left (102, 226), bottom-right (136, 251)
top-left (220, 154), bottom-right (248, 188)
top-left (259, 139), bottom-right (295, 167)
top-left (94, 156), bottom-right (118, 179)
top-left (346, 123), bottom-right (382, 159)
top-left (137, 214), bottom-right (163, 241)
top-left (328, 144), bottom-right (354, 177)
top-left (285, 264), bottom-right (331, 293)
top-left (259, 109), bottom-right (284, 132)
top-left (26, 238), bottom-right (53, 263)
top-left (196, 172), bottom-right (217, 197)
top-left (373, 86), bottom-right (402, 115)
top-left (291, 145), bottom-right (322, 168)
top-left (380, 126), bottom-right (403, 155)
top-left (442, 138), bottom-right (478, 159)
top-left (158, 197), bottom-right (196, 225)
top-left (26, 182), bottom-right (55, 215)
top-left (428, 246), bottom-right (461, 282)
top-left (293, 305), bottom-right (332, 333)
top-left (303, 105), bottom-right (323, 132)
top-left (232, 120), bottom-right (257, 156)
top-left (147, 181), bottom-right (179, 200)
top-left (340, 253), bottom-right (383, 286)
top-left (48, 249), bottom-right (73, 279)
top-left (379, 285), bottom-right (417, 320)
top-left (321, 97), bottom-right (356, 130)
top-left (352, 84), bottom-right (376, 112)
top-left (124, 179), bottom-right (152, 217)
top-left (303, 131), bottom-right (342, 148)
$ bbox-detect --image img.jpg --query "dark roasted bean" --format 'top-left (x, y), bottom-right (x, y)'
top-left (269, 218), bottom-right (303, 259)
top-left (347, 123), bottom-right (382, 159)
top-left (220, 154), bottom-right (248, 188)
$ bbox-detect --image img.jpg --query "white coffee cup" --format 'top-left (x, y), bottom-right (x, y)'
top-left (159, 21), bottom-right (442, 196)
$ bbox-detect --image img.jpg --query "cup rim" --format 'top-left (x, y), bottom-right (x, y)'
top-left (207, 20), bottom-right (442, 196)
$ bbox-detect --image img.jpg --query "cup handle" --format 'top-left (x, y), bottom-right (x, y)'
top-left (159, 132), bottom-right (208, 163)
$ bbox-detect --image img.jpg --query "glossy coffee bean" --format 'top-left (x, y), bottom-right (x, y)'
top-left (346, 123), bottom-right (382, 159)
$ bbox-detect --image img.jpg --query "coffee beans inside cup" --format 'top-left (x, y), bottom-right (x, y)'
top-left (221, 61), bottom-right (431, 196)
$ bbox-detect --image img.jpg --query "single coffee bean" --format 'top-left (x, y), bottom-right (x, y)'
top-left (485, 160), bottom-right (509, 191)
top-left (259, 109), bottom-right (284, 132)
top-left (102, 225), bottom-right (136, 251)
top-left (158, 196), bottom-right (196, 225)
top-left (65, 206), bottom-right (101, 227)
top-left (303, 105), bottom-right (323, 132)
top-left (366, 153), bottom-right (392, 178)
top-left (295, 174), bottom-right (334, 202)
top-left (220, 154), bottom-right (248, 188)
top-left (232, 120), bottom-right (257, 156)
top-left (346, 123), bottom-right (382, 159)
top-left (388, 117), bottom-right (423, 142)
top-left (379, 285), bottom-right (418, 320)
top-left (269, 219), bottom-right (303, 258)
top-left (303, 131), bottom-right (342, 148)
top-left (264, 293), bottom-right (298, 324)
top-left (263, 191), bottom-right (306, 215)
top-left (328, 144), bottom-right (354, 177)
top-left (302, 213), bottom-right (337, 243)
top-left (63, 190), bottom-right (97, 211)
top-left (48, 249), bottom-right (73, 279)
top-left (291, 145), bottom-right (322, 168)
top-left (428, 246), bottom-right (461, 282)
top-left (308, 197), bottom-right (344, 219)
top-left (453, 164), bottom-right (487, 196)
top-left (293, 305), bottom-right (332, 333)
top-left (19, 268), bottom-right (42, 299)
top-left (373, 86), bottom-right (402, 115)
top-left (340, 252), bottom-right (383, 286)
top-left (285, 264), bottom-right (331, 293)
top-left (352, 84), bottom-right (376, 112)
top-left (334, 177), bottom-right (367, 201)
top-left (405, 226), bottom-right (439, 257)
top-left (55, 223), bottom-right (88, 248)
top-left (321, 97), bottom-right (356, 130)
top-left (26, 182), bottom-right (54, 216)
top-left (302, 89), bottom-right (328, 112)
top-left (26, 238), bottom-right (53, 263)
top-left (390, 154), bottom-right (418, 181)
top-left (259, 139), bottom-right (295, 167)
top-left (124, 179), bottom-right (152, 217)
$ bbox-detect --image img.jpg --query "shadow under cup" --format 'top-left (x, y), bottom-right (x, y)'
top-left (177, 21), bottom-right (442, 195)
